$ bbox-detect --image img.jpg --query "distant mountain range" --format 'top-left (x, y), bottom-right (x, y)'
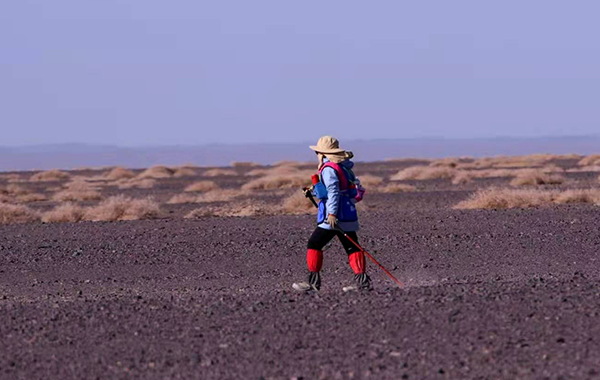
top-left (1, 136), bottom-right (599, 171)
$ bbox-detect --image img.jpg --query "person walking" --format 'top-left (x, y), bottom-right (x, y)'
top-left (293, 136), bottom-right (371, 292)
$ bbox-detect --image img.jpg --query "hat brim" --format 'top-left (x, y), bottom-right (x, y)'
top-left (309, 145), bottom-right (346, 154)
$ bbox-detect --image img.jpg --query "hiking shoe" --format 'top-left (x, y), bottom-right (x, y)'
top-left (292, 272), bottom-right (321, 292)
top-left (343, 273), bottom-right (371, 292)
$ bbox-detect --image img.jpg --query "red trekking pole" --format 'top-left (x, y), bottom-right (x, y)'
top-left (302, 188), bottom-right (403, 288)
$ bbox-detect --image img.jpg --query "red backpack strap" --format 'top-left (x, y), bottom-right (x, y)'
top-left (319, 162), bottom-right (348, 190)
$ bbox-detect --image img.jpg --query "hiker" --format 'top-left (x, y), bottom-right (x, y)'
top-left (293, 136), bottom-right (371, 292)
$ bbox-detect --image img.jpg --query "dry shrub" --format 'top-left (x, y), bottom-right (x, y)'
top-left (167, 194), bottom-right (199, 204)
top-left (202, 168), bottom-right (237, 177)
top-left (281, 191), bottom-right (315, 215)
top-left (30, 170), bottom-right (70, 182)
top-left (231, 161), bottom-right (260, 168)
top-left (63, 178), bottom-right (102, 192)
top-left (451, 171), bottom-right (474, 185)
top-left (115, 178), bottom-right (157, 189)
top-left (568, 165), bottom-right (600, 173)
top-left (184, 180), bottom-right (219, 192)
top-left (554, 189), bottom-right (600, 205)
top-left (4, 184), bottom-right (31, 195)
top-left (241, 170), bottom-right (314, 191)
top-left (173, 167), bottom-right (197, 178)
top-left (273, 160), bottom-right (303, 167)
top-left (53, 189), bottom-right (102, 202)
top-left (455, 187), bottom-right (600, 209)
top-left (137, 166), bottom-right (174, 179)
top-left (578, 154), bottom-right (600, 166)
top-left (42, 203), bottom-right (86, 223)
top-left (454, 188), bottom-right (557, 209)
top-left (104, 167), bottom-right (135, 181)
top-left (84, 195), bottom-right (160, 221)
top-left (245, 168), bottom-right (271, 177)
top-left (375, 183), bottom-right (417, 193)
top-left (510, 171), bottom-right (565, 187)
top-left (196, 189), bottom-right (244, 203)
top-left (185, 201), bottom-right (276, 218)
top-left (359, 175), bottom-right (384, 187)
top-left (0, 202), bottom-right (39, 224)
top-left (390, 166), bottom-right (455, 181)
top-left (16, 193), bottom-right (47, 203)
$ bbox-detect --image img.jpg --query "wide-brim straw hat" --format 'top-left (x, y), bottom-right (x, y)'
top-left (309, 136), bottom-right (346, 154)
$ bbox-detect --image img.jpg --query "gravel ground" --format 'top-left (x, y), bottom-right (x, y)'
top-left (2, 205), bottom-right (600, 379)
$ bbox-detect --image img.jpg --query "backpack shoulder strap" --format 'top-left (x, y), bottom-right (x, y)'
top-left (319, 162), bottom-right (348, 190)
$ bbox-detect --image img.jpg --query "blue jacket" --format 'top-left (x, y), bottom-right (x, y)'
top-left (316, 158), bottom-right (360, 232)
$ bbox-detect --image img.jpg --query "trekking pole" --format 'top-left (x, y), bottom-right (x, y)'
top-left (302, 189), bottom-right (404, 288)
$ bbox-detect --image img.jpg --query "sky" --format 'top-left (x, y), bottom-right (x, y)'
top-left (1, 0), bottom-right (599, 147)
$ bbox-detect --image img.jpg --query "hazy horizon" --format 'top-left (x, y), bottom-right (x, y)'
top-left (2, 1), bottom-right (600, 147)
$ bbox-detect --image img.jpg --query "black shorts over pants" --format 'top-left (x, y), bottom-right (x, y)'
top-left (307, 227), bottom-right (360, 255)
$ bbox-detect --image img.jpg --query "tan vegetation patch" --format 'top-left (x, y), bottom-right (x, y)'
top-left (42, 203), bottom-right (86, 223)
top-left (15, 193), bottom-right (47, 203)
top-left (0, 202), bottom-right (39, 224)
top-left (84, 195), bottom-right (161, 221)
top-left (202, 168), bottom-right (237, 177)
top-left (390, 166), bottom-right (455, 181)
top-left (509, 170), bottom-right (565, 187)
top-left (359, 175), bottom-right (384, 187)
top-left (137, 166), bottom-right (174, 179)
top-left (578, 154), bottom-right (600, 166)
top-left (375, 183), bottom-right (417, 193)
top-left (167, 194), bottom-right (200, 204)
top-left (454, 187), bottom-right (600, 209)
top-left (173, 167), bottom-right (197, 178)
top-left (231, 161), bottom-right (260, 168)
top-left (184, 180), bottom-right (219, 193)
top-left (30, 170), bottom-right (70, 182)
top-left (115, 178), bottom-right (157, 189)
top-left (567, 165), bottom-right (600, 173)
top-left (451, 171), bottom-right (474, 185)
top-left (196, 189), bottom-right (244, 203)
top-left (242, 171), bottom-right (313, 190)
top-left (104, 167), bottom-right (135, 181)
top-left (185, 201), bottom-right (276, 218)
top-left (53, 189), bottom-right (102, 202)
top-left (281, 191), bottom-right (316, 215)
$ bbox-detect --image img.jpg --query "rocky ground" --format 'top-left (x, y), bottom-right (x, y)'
top-left (2, 198), bottom-right (600, 379)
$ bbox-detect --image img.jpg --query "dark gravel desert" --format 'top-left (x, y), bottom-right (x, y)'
top-left (2, 158), bottom-right (600, 379)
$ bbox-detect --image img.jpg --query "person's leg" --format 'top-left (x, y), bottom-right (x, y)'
top-left (293, 227), bottom-right (336, 291)
top-left (337, 231), bottom-right (371, 289)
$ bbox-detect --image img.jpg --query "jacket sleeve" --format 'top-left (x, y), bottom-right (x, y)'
top-left (321, 167), bottom-right (340, 216)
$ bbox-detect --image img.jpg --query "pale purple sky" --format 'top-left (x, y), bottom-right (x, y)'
top-left (1, 1), bottom-right (599, 147)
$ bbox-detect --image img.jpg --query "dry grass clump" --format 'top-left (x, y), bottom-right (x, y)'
top-left (167, 194), bottom-right (199, 204)
top-left (42, 203), bottom-right (86, 223)
top-left (281, 191), bottom-right (316, 215)
top-left (231, 161), bottom-right (260, 168)
top-left (0, 202), bottom-right (39, 224)
top-left (29, 170), bottom-right (70, 182)
top-left (375, 183), bottom-right (417, 193)
top-left (53, 189), bottom-right (102, 202)
top-left (451, 171), bottom-right (474, 185)
top-left (0, 184), bottom-right (46, 203)
top-left (455, 187), bottom-right (600, 209)
top-left (84, 195), bottom-right (160, 221)
top-left (115, 178), bottom-right (157, 189)
top-left (196, 189), bottom-right (244, 203)
top-left (568, 165), bottom-right (600, 173)
top-left (202, 168), bottom-right (237, 177)
top-left (15, 193), bottom-right (47, 203)
top-left (104, 167), bottom-right (135, 181)
top-left (185, 201), bottom-right (276, 218)
top-left (390, 166), bottom-right (455, 181)
top-left (509, 171), bottom-right (565, 187)
top-left (578, 154), bottom-right (600, 166)
top-left (242, 171), bottom-right (313, 191)
top-left (553, 189), bottom-right (600, 205)
top-left (173, 167), bottom-right (197, 178)
top-left (454, 188), bottom-right (557, 209)
top-left (184, 180), bottom-right (219, 192)
top-left (137, 166), bottom-right (174, 179)
top-left (358, 175), bottom-right (384, 187)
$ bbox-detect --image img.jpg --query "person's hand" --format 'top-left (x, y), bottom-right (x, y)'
top-left (327, 214), bottom-right (337, 228)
